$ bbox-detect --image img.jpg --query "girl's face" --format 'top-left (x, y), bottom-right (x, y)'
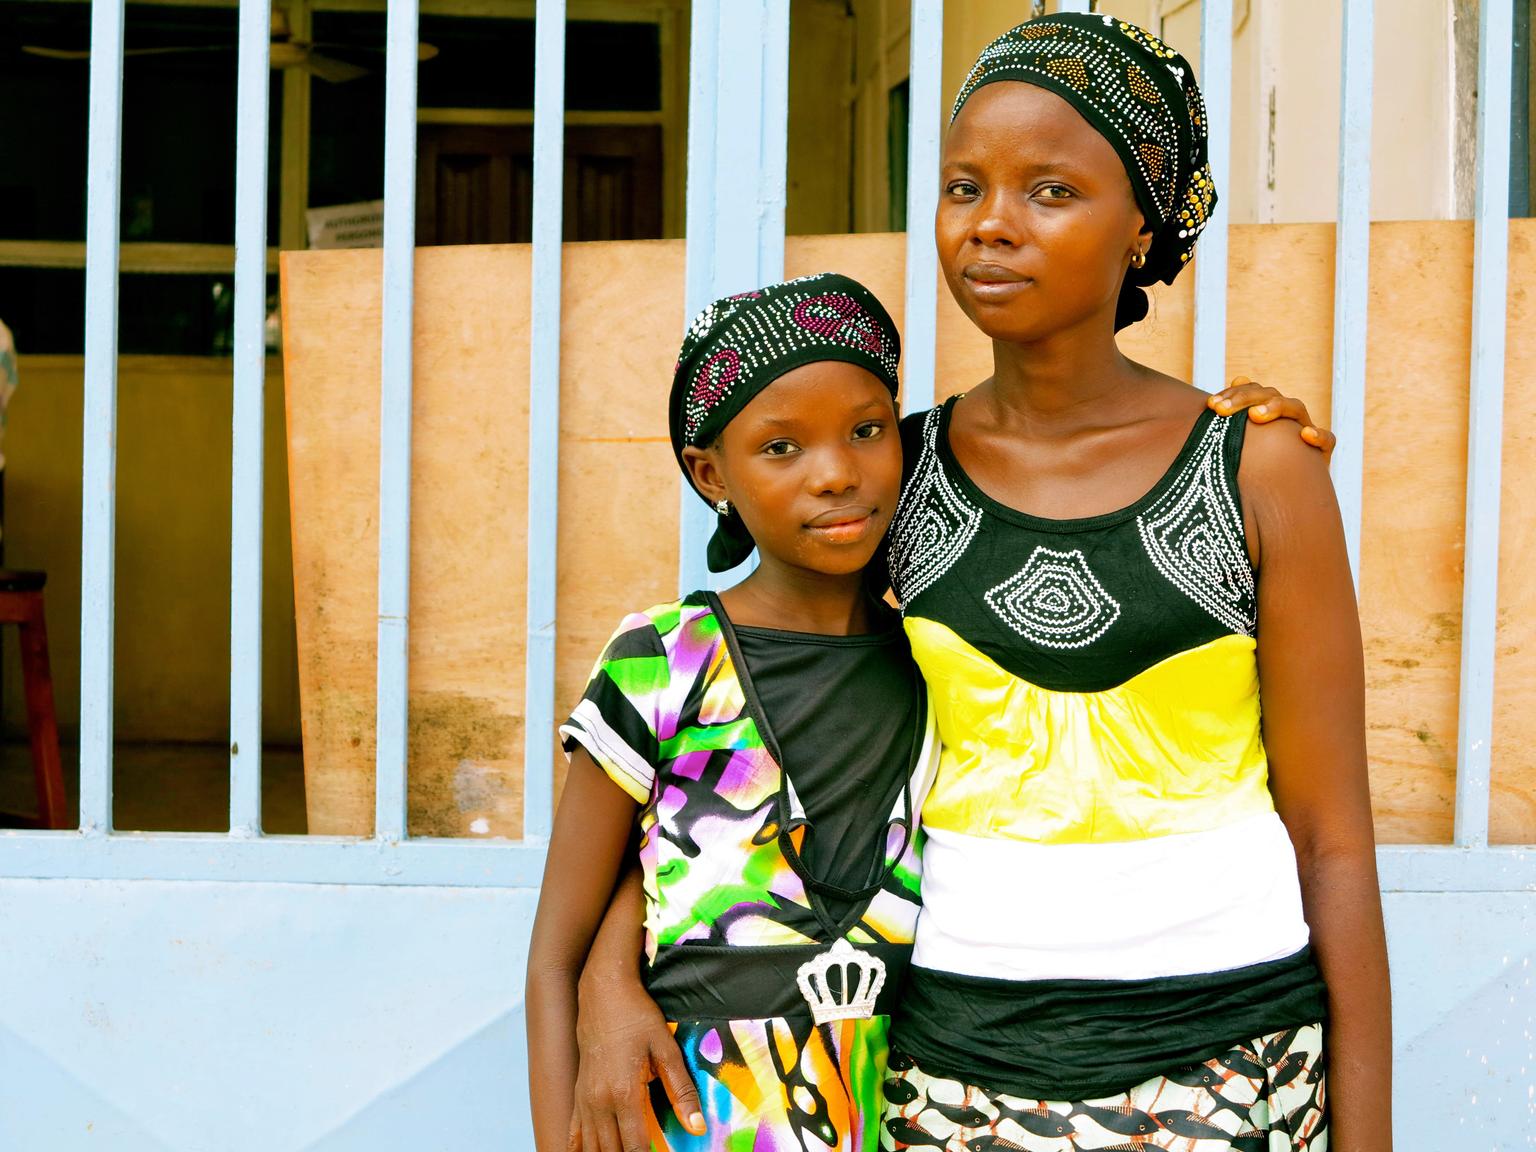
top-left (683, 361), bottom-right (902, 578)
top-left (937, 81), bottom-right (1149, 343)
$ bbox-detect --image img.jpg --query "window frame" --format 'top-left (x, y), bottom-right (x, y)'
top-left (0, 0), bottom-right (689, 294)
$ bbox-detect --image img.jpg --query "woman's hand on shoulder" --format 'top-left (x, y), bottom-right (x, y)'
top-left (570, 966), bottom-right (704, 1152)
top-left (1209, 376), bottom-right (1336, 456)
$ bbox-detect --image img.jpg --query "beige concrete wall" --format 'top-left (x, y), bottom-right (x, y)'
top-left (853, 0), bottom-right (1462, 230)
top-left (787, 0), bottom-right (858, 235)
top-left (848, 0), bottom-right (914, 231)
top-left (4, 357), bottom-right (301, 745)
top-left (1194, 0), bottom-right (1456, 223)
top-left (942, 2), bottom-right (1163, 115)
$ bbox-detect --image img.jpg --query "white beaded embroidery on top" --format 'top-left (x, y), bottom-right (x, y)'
top-left (984, 546), bottom-right (1122, 649)
top-left (888, 407), bottom-right (981, 608)
top-left (1136, 416), bottom-right (1257, 636)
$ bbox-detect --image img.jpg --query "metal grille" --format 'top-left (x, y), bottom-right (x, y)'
top-left (0, 0), bottom-right (1527, 898)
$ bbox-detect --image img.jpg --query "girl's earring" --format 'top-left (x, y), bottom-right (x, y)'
top-left (1131, 249), bottom-right (1148, 270)
top-left (714, 498), bottom-right (731, 516)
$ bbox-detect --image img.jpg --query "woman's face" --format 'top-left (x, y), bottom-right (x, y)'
top-left (683, 361), bottom-right (902, 578)
top-left (936, 81), bottom-right (1149, 344)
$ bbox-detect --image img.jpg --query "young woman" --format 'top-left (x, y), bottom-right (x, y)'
top-left (878, 14), bottom-right (1387, 1150)
top-left (563, 12), bottom-right (1385, 1152)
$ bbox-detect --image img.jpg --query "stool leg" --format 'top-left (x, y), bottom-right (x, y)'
top-left (18, 599), bottom-right (66, 829)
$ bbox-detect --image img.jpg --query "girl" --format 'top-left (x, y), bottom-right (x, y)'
top-left (528, 273), bottom-right (939, 1152)
top-left (565, 12), bottom-right (1383, 1152)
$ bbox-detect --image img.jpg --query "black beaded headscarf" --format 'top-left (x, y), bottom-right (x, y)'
top-left (951, 12), bottom-right (1217, 330)
top-left (669, 272), bottom-right (902, 573)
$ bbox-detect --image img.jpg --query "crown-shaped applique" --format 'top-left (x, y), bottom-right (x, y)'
top-left (795, 939), bottom-right (887, 1025)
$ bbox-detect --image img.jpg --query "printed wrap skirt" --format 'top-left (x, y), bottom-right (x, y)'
top-left (880, 1021), bottom-right (1328, 1151)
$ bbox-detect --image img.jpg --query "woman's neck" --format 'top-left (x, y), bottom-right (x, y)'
top-left (983, 322), bottom-right (1142, 431)
top-left (717, 561), bottom-right (874, 636)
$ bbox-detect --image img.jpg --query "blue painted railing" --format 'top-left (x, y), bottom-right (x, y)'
top-left (1332, 0), bottom-right (1374, 584)
top-left (374, 0), bottom-right (423, 845)
top-left (229, 0), bottom-right (271, 837)
top-left (1191, 0), bottom-right (1232, 396)
top-left (76, 0), bottom-right (125, 839)
top-left (524, 0), bottom-right (568, 844)
top-left (1456, 0), bottom-right (1514, 852)
top-left (901, 0), bottom-right (944, 418)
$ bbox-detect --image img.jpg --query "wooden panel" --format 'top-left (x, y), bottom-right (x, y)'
top-left (552, 240), bottom-right (687, 801)
top-left (1493, 221), bottom-right (1536, 844)
top-left (281, 222), bottom-right (1536, 843)
top-left (282, 246), bottom-right (530, 837)
top-left (1359, 221), bottom-right (1474, 843)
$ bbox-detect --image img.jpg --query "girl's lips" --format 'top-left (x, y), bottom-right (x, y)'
top-left (806, 504), bottom-right (874, 528)
top-left (805, 514), bottom-right (875, 544)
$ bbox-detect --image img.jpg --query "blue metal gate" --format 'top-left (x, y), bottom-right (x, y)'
top-left (0, 0), bottom-right (1532, 1147)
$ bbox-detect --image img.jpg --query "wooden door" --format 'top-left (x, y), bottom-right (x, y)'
top-left (417, 124), bottom-right (663, 245)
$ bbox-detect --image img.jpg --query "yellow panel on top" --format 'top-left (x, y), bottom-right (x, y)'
top-left (907, 617), bottom-right (1273, 844)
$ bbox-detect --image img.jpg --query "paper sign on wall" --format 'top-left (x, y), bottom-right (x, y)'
top-left (306, 201), bottom-right (386, 250)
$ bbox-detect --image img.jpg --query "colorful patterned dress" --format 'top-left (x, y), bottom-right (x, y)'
top-left (562, 592), bottom-right (938, 1150)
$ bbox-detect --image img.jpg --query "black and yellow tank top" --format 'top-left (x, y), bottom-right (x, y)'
top-left (885, 395), bottom-right (1327, 1101)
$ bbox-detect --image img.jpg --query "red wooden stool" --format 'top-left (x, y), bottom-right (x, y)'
top-left (0, 570), bottom-right (66, 829)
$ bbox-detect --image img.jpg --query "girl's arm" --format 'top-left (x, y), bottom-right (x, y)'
top-left (526, 748), bottom-right (640, 1152)
top-left (1210, 376), bottom-right (1337, 455)
top-left (572, 862), bottom-right (704, 1151)
top-left (1241, 422), bottom-right (1392, 1152)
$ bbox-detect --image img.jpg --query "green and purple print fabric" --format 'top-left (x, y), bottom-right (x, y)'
top-left (560, 593), bottom-right (929, 1149)
top-left (561, 594), bottom-right (924, 955)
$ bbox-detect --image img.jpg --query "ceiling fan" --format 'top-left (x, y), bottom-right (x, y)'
top-left (21, 8), bottom-right (438, 84)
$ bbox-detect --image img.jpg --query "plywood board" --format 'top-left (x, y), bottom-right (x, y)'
top-left (1492, 222), bottom-right (1536, 844)
top-left (283, 246), bottom-right (530, 837)
top-left (281, 221), bottom-right (1536, 844)
top-left (1358, 222), bottom-right (1475, 843)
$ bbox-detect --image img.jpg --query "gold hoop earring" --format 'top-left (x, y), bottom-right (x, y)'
top-left (1130, 250), bottom-right (1148, 270)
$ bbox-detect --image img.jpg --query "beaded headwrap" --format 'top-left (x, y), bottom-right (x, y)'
top-left (669, 273), bottom-right (902, 573)
top-left (951, 12), bottom-right (1217, 330)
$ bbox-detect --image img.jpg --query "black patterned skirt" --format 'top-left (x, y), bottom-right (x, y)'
top-left (880, 1022), bottom-right (1328, 1151)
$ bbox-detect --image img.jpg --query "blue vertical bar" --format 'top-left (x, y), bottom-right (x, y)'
top-left (901, 0), bottom-right (943, 416)
top-left (1191, 0), bottom-right (1233, 393)
top-left (757, 10), bottom-right (791, 283)
top-left (78, 0), bottom-right (127, 836)
top-left (677, 0), bottom-right (720, 593)
top-left (523, 0), bottom-right (566, 844)
top-left (678, 0), bottom-right (791, 593)
top-left (229, 0), bottom-right (272, 837)
top-left (1455, 0), bottom-right (1513, 851)
top-left (681, 0), bottom-right (720, 325)
top-left (1331, 0), bottom-right (1373, 586)
top-left (375, 0), bottom-right (420, 843)
top-left (706, 1), bottom-right (788, 291)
